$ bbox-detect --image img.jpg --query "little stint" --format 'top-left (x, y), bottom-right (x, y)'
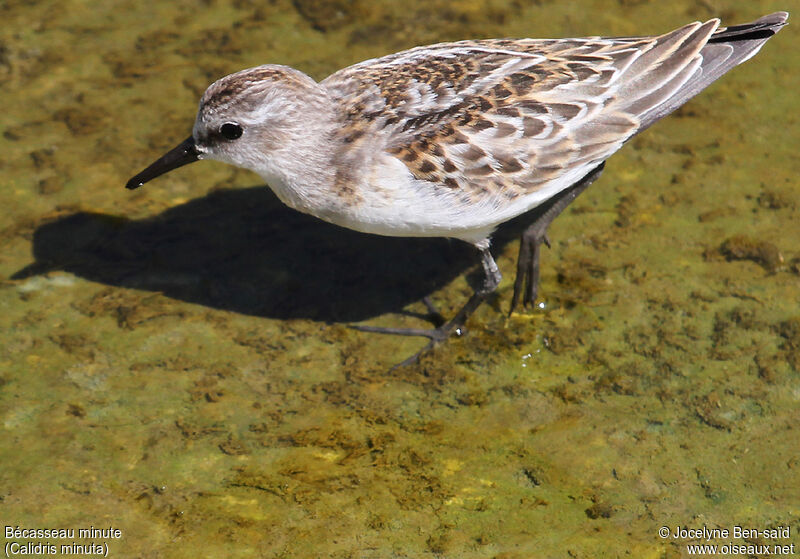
top-left (127, 12), bottom-right (788, 365)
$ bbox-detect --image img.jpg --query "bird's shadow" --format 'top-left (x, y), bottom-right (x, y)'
top-left (12, 186), bottom-right (524, 323)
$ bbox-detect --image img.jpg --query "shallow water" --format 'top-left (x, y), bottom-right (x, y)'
top-left (1, 0), bottom-right (798, 557)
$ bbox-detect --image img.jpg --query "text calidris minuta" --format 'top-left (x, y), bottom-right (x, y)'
top-left (127, 12), bottom-right (788, 365)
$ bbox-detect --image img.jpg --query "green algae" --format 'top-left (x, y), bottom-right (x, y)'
top-left (1, 1), bottom-right (799, 557)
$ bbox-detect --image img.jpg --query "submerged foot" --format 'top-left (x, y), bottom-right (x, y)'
top-left (350, 291), bottom-right (480, 369)
top-left (349, 322), bottom-right (461, 369)
top-left (509, 163), bottom-right (605, 315)
top-left (351, 247), bottom-right (500, 369)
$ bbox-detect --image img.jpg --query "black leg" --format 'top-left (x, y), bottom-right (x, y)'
top-left (510, 163), bottom-right (605, 314)
top-left (352, 246), bottom-right (502, 368)
top-left (393, 296), bottom-right (445, 328)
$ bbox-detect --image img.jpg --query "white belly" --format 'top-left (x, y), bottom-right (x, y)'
top-left (319, 154), bottom-right (598, 246)
top-left (263, 153), bottom-right (596, 247)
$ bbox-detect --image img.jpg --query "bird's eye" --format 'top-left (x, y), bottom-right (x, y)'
top-left (219, 122), bottom-right (243, 140)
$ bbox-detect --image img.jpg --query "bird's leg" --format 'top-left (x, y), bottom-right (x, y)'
top-left (510, 162), bottom-right (605, 314)
top-left (420, 296), bottom-right (446, 327)
top-left (394, 296), bottom-right (446, 327)
top-left (352, 246), bottom-right (502, 367)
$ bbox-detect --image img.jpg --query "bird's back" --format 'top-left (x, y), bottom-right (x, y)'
top-left (317, 13), bottom-right (787, 243)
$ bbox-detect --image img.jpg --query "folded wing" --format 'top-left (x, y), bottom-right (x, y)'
top-left (321, 12), bottom-right (787, 205)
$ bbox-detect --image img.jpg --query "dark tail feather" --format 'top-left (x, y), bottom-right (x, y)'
top-left (637, 11), bottom-right (788, 130)
top-left (709, 12), bottom-right (789, 44)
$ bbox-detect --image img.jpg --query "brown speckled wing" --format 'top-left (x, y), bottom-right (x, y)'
top-left (321, 21), bottom-right (721, 200)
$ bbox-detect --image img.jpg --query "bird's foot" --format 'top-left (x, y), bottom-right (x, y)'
top-left (350, 306), bottom-right (469, 369)
top-left (509, 162), bottom-right (605, 315)
top-left (351, 249), bottom-right (499, 369)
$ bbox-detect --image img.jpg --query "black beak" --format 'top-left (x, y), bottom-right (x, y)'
top-left (125, 136), bottom-right (200, 190)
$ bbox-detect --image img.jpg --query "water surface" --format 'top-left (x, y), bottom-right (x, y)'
top-left (1, 0), bottom-right (798, 557)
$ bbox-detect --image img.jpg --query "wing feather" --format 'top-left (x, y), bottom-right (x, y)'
top-left (320, 13), bottom-right (786, 206)
top-left (322, 39), bottom-right (641, 200)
